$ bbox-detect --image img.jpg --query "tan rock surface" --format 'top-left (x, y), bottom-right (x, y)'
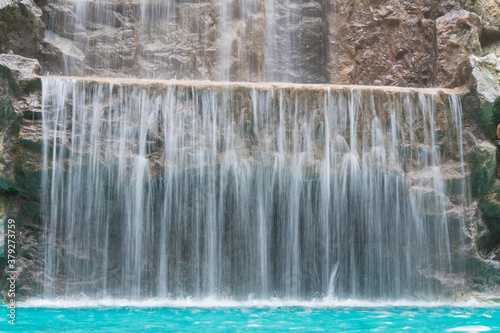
top-left (436, 10), bottom-right (483, 87)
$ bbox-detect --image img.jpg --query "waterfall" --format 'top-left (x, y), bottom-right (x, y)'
top-left (263, 0), bottom-right (327, 83)
top-left (41, 77), bottom-right (467, 300)
top-left (43, 0), bottom-right (327, 82)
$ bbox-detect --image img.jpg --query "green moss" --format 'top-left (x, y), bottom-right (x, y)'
top-left (14, 167), bottom-right (41, 202)
top-left (479, 96), bottom-right (500, 139)
top-left (480, 181), bottom-right (500, 218)
top-left (0, 66), bottom-right (21, 98)
top-left (20, 200), bottom-right (40, 225)
top-left (492, 97), bottom-right (500, 138)
top-left (0, 178), bottom-right (18, 195)
top-left (21, 77), bottom-right (41, 94)
top-left (471, 141), bottom-right (497, 196)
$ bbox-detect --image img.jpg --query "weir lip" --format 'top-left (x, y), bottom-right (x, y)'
top-left (41, 76), bottom-right (466, 95)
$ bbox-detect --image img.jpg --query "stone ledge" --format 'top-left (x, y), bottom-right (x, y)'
top-left (41, 75), bottom-right (466, 95)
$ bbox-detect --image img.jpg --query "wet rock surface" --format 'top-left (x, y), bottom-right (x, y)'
top-left (37, 0), bottom-right (328, 83)
top-left (0, 0), bottom-right (485, 87)
top-left (0, 54), bottom-right (41, 96)
top-left (0, 53), bottom-right (43, 299)
top-left (471, 140), bottom-right (497, 196)
top-left (470, 54), bottom-right (500, 138)
top-left (40, 0), bottom-right (252, 81)
top-left (0, 0), bottom-right (45, 57)
top-left (463, 53), bottom-right (500, 295)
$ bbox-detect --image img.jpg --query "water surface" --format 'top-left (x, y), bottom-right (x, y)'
top-left (4, 299), bottom-right (499, 332)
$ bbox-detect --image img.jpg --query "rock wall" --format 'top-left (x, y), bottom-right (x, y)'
top-left (0, 54), bottom-right (44, 297)
top-left (36, 0), bottom-right (329, 83)
top-left (0, 0), bottom-right (489, 86)
top-left (462, 53), bottom-right (500, 296)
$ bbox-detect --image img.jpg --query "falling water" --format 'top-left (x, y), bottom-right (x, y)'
top-left (263, 0), bottom-right (328, 83)
top-left (44, 0), bottom-right (211, 79)
top-left (43, 0), bottom-right (327, 82)
top-left (41, 77), bottom-right (467, 300)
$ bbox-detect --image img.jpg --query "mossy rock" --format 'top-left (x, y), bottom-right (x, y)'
top-left (0, 54), bottom-right (41, 98)
top-left (0, 178), bottom-right (18, 195)
top-left (480, 181), bottom-right (500, 218)
top-left (19, 200), bottom-right (40, 226)
top-left (14, 167), bottom-right (41, 202)
top-left (471, 140), bottom-right (497, 196)
top-left (480, 96), bottom-right (500, 138)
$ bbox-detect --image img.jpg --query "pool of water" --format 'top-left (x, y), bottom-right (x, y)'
top-left (3, 299), bottom-right (500, 332)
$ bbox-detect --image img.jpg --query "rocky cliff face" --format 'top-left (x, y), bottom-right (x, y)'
top-left (0, 54), bottom-right (44, 297)
top-left (0, 0), bottom-right (500, 300)
top-left (36, 0), bottom-right (329, 83)
top-left (2, 0), bottom-right (488, 87)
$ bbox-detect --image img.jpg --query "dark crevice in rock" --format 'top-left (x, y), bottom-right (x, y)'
top-left (481, 29), bottom-right (500, 50)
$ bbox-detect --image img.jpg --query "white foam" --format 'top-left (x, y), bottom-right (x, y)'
top-left (16, 296), bottom-right (500, 309)
top-left (446, 326), bottom-right (491, 332)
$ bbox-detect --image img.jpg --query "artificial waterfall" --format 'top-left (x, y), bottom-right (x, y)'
top-left (41, 77), bottom-right (468, 300)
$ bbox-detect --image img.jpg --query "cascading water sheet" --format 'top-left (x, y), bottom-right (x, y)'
top-left (43, 0), bottom-right (327, 82)
top-left (41, 77), bottom-right (467, 300)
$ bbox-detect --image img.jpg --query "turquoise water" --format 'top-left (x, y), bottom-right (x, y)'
top-left (2, 300), bottom-right (500, 332)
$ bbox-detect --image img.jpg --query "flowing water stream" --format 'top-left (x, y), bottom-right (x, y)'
top-left (41, 77), bottom-right (467, 300)
top-left (44, 0), bottom-right (327, 82)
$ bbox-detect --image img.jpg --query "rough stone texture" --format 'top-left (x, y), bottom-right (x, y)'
top-left (38, 0), bottom-right (327, 83)
top-left (217, 0), bottom-right (267, 81)
top-left (0, 0), bottom-right (75, 74)
top-left (0, 0), bottom-right (487, 87)
top-left (477, 179), bottom-right (500, 266)
top-left (0, 54), bottom-right (43, 298)
top-left (470, 54), bottom-right (500, 138)
top-left (471, 140), bottom-right (497, 197)
top-left (0, 0), bottom-right (44, 57)
top-left (40, 0), bottom-right (257, 81)
top-left (0, 54), bottom-right (41, 96)
top-left (436, 10), bottom-right (483, 87)
top-left (465, 0), bottom-right (500, 56)
top-left (481, 179), bottom-right (500, 219)
top-left (471, 55), bottom-right (500, 103)
top-left (466, 0), bottom-right (500, 35)
top-left (462, 52), bottom-right (500, 296)
top-left (328, 0), bottom-right (467, 87)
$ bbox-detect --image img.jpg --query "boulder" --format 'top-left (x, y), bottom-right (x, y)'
top-left (480, 179), bottom-right (500, 219)
top-left (436, 10), bottom-right (483, 87)
top-left (470, 54), bottom-right (500, 137)
top-left (471, 140), bottom-right (497, 196)
top-left (0, 54), bottom-right (42, 203)
top-left (478, 179), bottom-right (500, 258)
top-left (0, 0), bottom-right (45, 58)
top-left (466, 0), bottom-right (500, 56)
top-left (327, 1), bottom-right (479, 87)
top-left (0, 54), bottom-right (41, 97)
top-left (466, 0), bottom-right (500, 33)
